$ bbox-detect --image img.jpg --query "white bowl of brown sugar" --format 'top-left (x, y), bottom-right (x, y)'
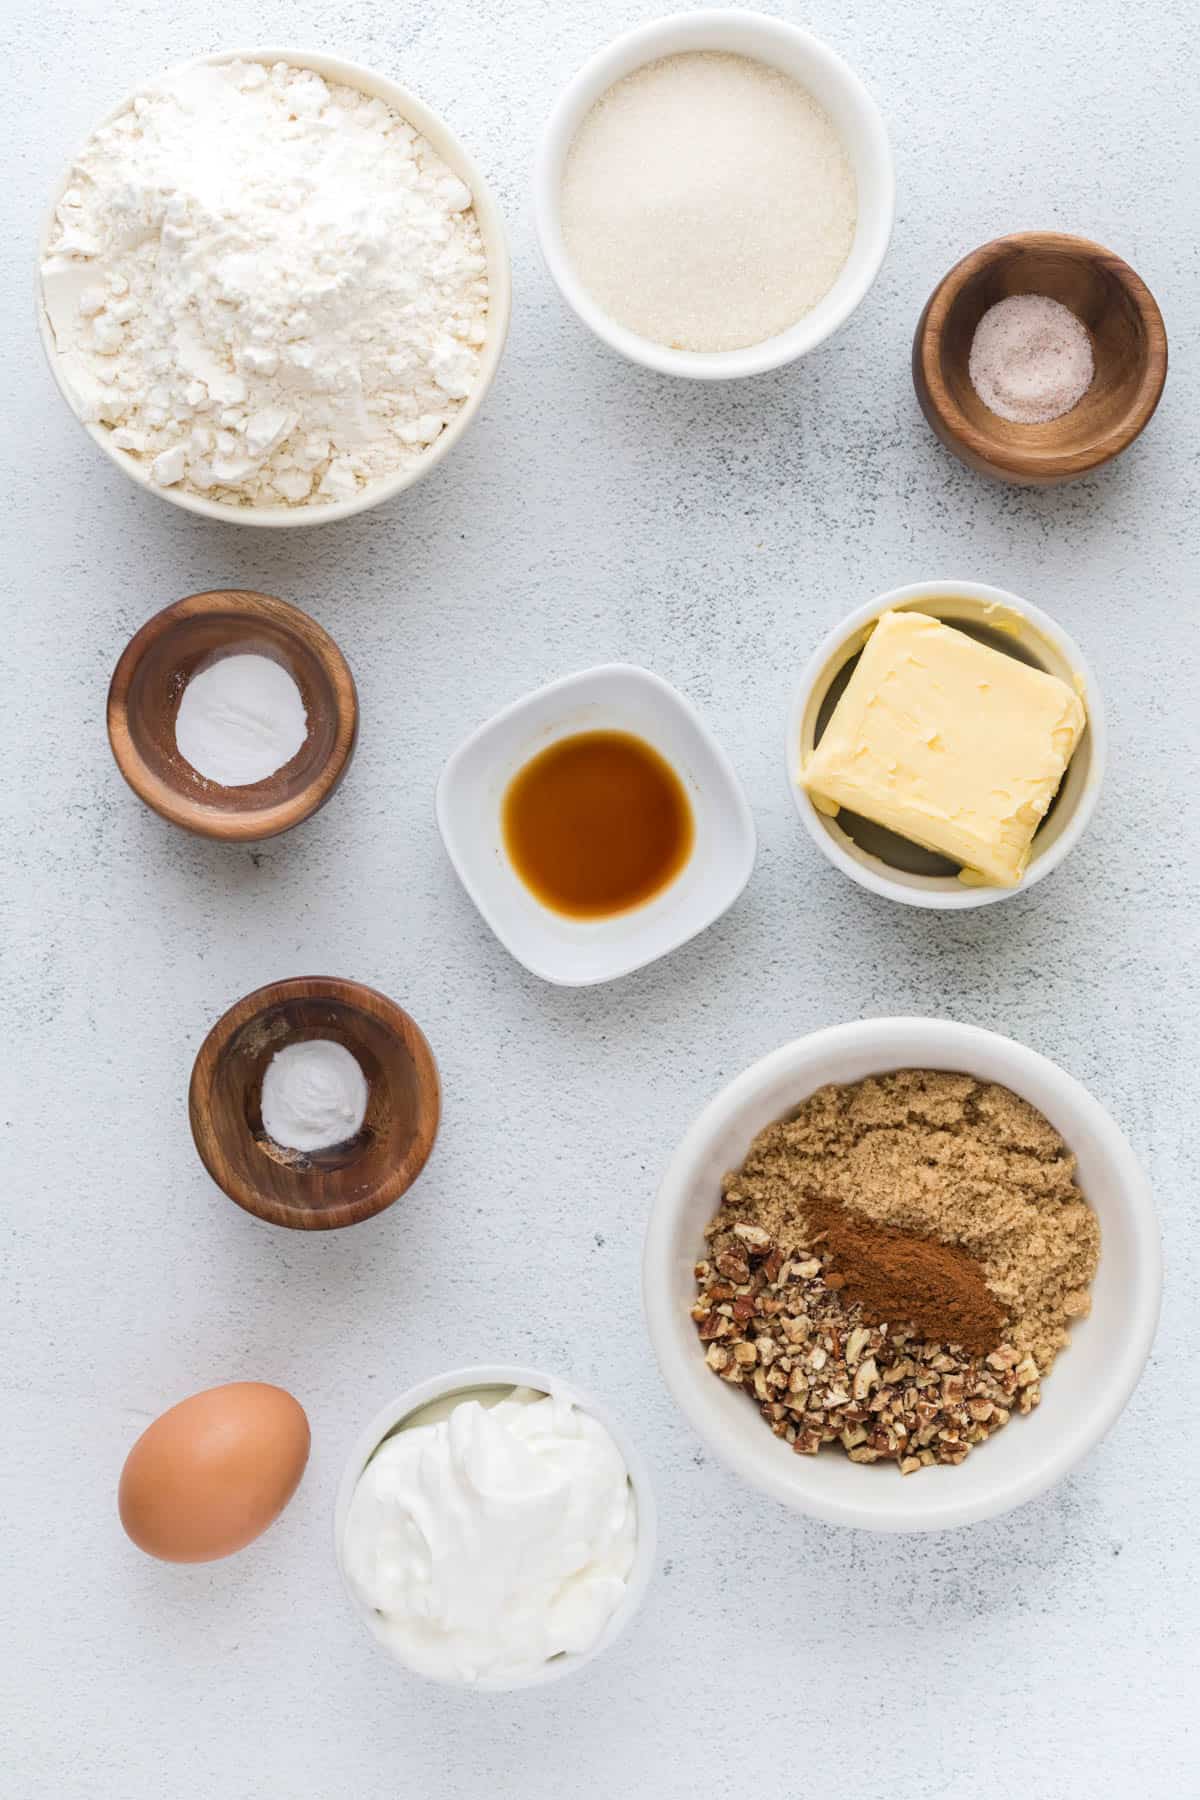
top-left (643, 1018), bottom-right (1160, 1531)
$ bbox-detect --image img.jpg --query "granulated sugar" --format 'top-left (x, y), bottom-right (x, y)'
top-left (560, 52), bottom-right (857, 353)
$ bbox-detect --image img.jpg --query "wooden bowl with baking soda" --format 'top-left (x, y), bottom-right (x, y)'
top-left (189, 978), bottom-right (440, 1230)
top-left (913, 231), bottom-right (1167, 485)
top-left (107, 589), bottom-right (358, 840)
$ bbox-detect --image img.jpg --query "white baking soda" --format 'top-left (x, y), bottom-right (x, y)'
top-left (560, 52), bottom-right (857, 353)
top-left (260, 1040), bottom-right (369, 1153)
top-left (174, 654), bottom-right (308, 787)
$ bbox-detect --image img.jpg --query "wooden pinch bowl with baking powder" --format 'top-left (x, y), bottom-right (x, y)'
top-left (107, 589), bottom-right (358, 840)
top-left (912, 231), bottom-right (1167, 485)
top-left (189, 978), bottom-right (441, 1230)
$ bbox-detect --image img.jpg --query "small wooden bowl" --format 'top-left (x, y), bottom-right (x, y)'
top-left (913, 232), bottom-right (1167, 485)
top-left (189, 978), bottom-right (440, 1231)
top-left (108, 590), bottom-right (358, 840)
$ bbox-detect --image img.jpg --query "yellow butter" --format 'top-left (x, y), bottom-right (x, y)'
top-left (801, 609), bottom-right (1086, 887)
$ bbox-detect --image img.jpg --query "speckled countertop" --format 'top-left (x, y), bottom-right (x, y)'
top-left (3, 1), bottom-right (1197, 1795)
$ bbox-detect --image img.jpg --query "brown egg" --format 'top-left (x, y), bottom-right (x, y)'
top-left (118, 1381), bottom-right (310, 1563)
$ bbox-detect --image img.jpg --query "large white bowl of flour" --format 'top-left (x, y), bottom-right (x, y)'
top-left (37, 49), bottom-right (511, 526)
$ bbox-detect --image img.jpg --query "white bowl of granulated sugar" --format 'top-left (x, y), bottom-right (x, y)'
top-left (535, 11), bottom-right (893, 379)
top-left (37, 49), bottom-right (512, 526)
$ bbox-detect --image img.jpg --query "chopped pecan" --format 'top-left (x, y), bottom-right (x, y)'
top-left (693, 1207), bottom-right (1050, 1475)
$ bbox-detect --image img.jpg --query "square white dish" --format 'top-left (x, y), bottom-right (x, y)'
top-left (436, 664), bottom-right (756, 985)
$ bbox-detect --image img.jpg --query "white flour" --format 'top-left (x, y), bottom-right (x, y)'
top-left (41, 60), bottom-right (489, 508)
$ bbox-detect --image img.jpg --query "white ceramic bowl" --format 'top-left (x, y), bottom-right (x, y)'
top-left (788, 580), bottom-right (1107, 909)
top-left (37, 47), bottom-right (512, 528)
top-left (436, 664), bottom-right (756, 985)
top-left (534, 10), bottom-right (894, 379)
top-left (333, 1364), bottom-right (657, 1690)
top-left (644, 1019), bottom-right (1160, 1532)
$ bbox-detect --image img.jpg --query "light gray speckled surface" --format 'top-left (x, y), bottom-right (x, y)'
top-left (3, 2), bottom-right (1197, 1795)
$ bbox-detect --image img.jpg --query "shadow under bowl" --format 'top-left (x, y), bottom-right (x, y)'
top-left (913, 231), bottom-right (1167, 484)
top-left (189, 977), bottom-right (440, 1230)
top-left (107, 589), bottom-right (358, 841)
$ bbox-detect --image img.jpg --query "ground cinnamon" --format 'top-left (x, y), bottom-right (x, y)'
top-left (800, 1194), bottom-right (1007, 1356)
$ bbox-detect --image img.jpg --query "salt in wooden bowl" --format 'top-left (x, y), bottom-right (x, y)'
top-left (912, 231), bottom-right (1167, 485)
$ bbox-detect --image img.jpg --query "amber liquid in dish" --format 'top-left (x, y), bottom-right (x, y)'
top-left (502, 730), bottom-right (694, 919)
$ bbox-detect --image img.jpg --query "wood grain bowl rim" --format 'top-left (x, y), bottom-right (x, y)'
top-left (188, 976), bottom-right (441, 1230)
top-left (107, 589), bottom-right (358, 841)
top-left (913, 230), bottom-right (1168, 482)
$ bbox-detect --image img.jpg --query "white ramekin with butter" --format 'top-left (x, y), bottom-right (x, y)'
top-left (788, 581), bottom-right (1106, 909)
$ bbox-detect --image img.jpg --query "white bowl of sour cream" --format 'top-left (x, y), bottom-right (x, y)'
top-left (334, 1366), bottom-right (656, 1689)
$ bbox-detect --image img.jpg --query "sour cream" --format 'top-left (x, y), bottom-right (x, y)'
top-left (339, 1387), bottom-right (637, 1684)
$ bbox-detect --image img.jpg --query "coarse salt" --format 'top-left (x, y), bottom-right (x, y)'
top-left (560, 52), bottom-right (857, 354)
top-left (968, 294), bottom-right (1095, 425)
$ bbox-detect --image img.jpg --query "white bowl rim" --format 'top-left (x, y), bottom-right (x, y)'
top-left (787, 579), bottom-right (1108, 909)
top-left (36, 45), bottom-right (513, 528)
top-left (435, 661), bottom-right (758, 986)
top-left (332, 1362), bottom-right (658, 1689)
top-left (533, 8), bottom-right (895, 380)
top-left (643, 1018), bottom-right (1162, 1531)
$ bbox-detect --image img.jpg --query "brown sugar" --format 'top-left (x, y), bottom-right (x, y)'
top-left (718, 1069), bottom-right (1100, 1370)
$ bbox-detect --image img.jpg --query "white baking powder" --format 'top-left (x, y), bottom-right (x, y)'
top-left (560, 52), bottom-right (856, 353)
top-left (41, 60), bottom-right (489, 507)
top-left (175, 654), bottom-right (308, 787)
top-left (261, 1040), bottom-right (369, 1153)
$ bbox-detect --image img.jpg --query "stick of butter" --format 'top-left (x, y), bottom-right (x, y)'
top-left (802, 610), bottom-right (1086, 887)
